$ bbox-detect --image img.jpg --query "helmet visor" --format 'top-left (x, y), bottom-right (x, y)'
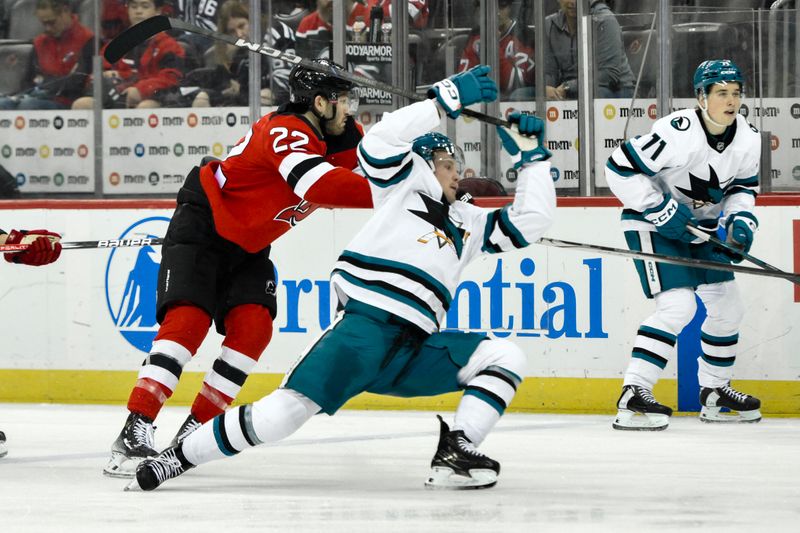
top-left (331, 87), bottom-right (360, 116)
top-left (433, 145), bottom-right (464, 175)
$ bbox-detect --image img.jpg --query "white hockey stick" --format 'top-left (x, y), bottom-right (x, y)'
top-left (0, 237), bottom-right (163, 253)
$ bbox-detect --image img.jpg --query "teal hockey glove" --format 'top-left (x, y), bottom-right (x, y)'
top-left (642, 194), bottom-right (698, 243)
top-left (496, 112), bottom-right (551, 168)
top-left (428, 65), bottom-right (498, 119)
top-left (725, 212), bottom-right (758, 261)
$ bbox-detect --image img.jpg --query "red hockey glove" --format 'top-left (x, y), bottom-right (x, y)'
top-left (4, 229), bottom-right (62, 266)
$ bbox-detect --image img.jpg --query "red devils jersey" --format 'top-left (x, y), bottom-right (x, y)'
top-left (200, 110), bottom-right (372, 253)
top-left (459, 20), bottom-right (535, 96)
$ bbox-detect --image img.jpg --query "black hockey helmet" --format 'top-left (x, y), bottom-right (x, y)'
top-left (289, 59), bottom-right (356, 109)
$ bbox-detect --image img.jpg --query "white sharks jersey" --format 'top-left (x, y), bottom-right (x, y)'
top-left (605, 108), bottom-right (760, 231)
top-left (331, 99), bottom-right (556, 333)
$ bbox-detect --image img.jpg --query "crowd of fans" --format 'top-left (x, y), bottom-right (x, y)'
top-left (0, 0), bottom-right (761, 109)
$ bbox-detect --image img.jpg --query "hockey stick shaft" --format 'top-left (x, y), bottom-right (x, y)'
top-left (104, 16), bottom-right (509, 127)
top-left (685, 225), bottom-right (783, 272)
top-left (538, 237), bottom-right (800, 285)
top-left (0, 237), bottom-right (163, 253)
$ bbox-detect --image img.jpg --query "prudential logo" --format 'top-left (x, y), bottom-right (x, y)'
top-left (104, 216), bottom-right (169, 352)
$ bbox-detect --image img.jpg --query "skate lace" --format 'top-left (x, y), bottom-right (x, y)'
top-left (720, 384), bottom-right (748, 403)
top-left (133, 418), bottom-right (156, 449)
top-left (177, 418), bottom-right (202, 442)
top-left (456, 435), bottom-right (486, 458)
top-left (150, 449), bottom-right (184, 484)
top-left (635, 386), bottom-right (658, 405)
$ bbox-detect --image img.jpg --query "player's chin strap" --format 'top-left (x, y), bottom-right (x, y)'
top-left (312, 101), bottom-right (335, 133)
top-left (698, 90), bottom-right (729, 130)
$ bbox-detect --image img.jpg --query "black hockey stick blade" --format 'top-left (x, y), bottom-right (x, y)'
top-left (104, 15), bottom-right (172, 62)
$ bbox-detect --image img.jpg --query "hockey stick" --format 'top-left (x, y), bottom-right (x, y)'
top-left (0, 237), bottom-right (163, 253)
top-left (538, 237), bottom-right (800, 285)
top-left (103, 16), bottom-right (510, 127)
top-left (685, 225), bottom-right (784, 273)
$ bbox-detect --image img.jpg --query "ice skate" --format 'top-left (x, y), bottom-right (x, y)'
top-left (170, 414), bottom-right (202, 447)
top-left (699, 383), bottom-right (761, 423)
top-left (103, 413), bottom-right (157, 478)
top-left (125, 445), bottom-right (194, 492)
top-left (0, 430), bottom-right (7, 458)
top-left (612, 385), bottom-right (673, 431)
top-left (424, 415), bottom-right (500, 490)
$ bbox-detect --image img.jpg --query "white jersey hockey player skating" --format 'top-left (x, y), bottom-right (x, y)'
top-left (337, 98), bottom-right (555, 333)
top-left (606, 107), bottom-right (759, 232)
top-left (126, 65), bottom-right (558, 492)
top-left (605, 59), bottom-right (762, 430)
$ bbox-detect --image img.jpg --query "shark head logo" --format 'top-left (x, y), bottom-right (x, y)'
top-left (104, 216), bottom-right (169, 353)
top-left (675, 165), bottom-right (725, 208)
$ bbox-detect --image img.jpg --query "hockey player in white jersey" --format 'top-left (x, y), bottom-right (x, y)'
top-left (605, 59), bottom-right (762, 430)
top-left (125, 66), bottom-right (557, 491)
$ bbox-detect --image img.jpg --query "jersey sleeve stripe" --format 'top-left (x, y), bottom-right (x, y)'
top-left (339, 250), bottom-right (452, 308)
top-left (358, 144), bottom-right (408, 169)
top-left (286, 155), bottom-right (337, 198)
top-left (728, 175), bottom-right (759, 188)
top-left (497, 206), bottom-right (529, 248)
top-left (331, 268), bottom-right (439, 324)
top-left (279, 152), bottom-right (326, 187)
top-left (724, 187), bottom-right (757, 199)
top-left (606, 158), bottom-right (636, 177)
top-left (621, 141), bottom-right (655, 176)
top-left (365, 159), bottom-right (414, 188)
top-left (480, 211), bottom-right (503, 254)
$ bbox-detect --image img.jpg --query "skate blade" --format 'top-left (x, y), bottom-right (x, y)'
top-left (699, 407), bottom-right (762, 424)
top-left (102, 452), bottom-right (142, 479)
top-left (123, 478), bottom-right (143, 492)
top-left (424, 467), bottom-right (497, 490)
top-left (612, 409), bottom-right (669, 431)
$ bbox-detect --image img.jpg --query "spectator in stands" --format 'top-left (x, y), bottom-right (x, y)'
top-left (72, 0), bottom-right (185, 109)
top-left (459, 0), bottom-right (535, 100)
top-left (543, 0), bottom-right (635, 100)
top-left (296, 0), bottom-right (371, 60)
top-left (368, 0), bottom-right (429, 30)
top-left (0, 0), bottom-right (92, 110)
top-left (101, 0), bottom-right (130, 42)
top-left (189, 0), bottom-right (296, 107)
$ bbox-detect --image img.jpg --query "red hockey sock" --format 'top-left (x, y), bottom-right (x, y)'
top-left (127, 378), bottom-right (172, 421)
top-left (191, 383), bottom-right (235, 423)
top-left (153, 304), bottom-right (212, 354)
top-left (221, 304), bottom-right (274, 356)
top-left (190, 304), bottom-right (274, 422)
top-left (127, 304), bottom-right (211, 420)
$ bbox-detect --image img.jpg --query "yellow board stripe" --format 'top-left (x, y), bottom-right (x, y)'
top-left (0, 370), bottom-right (798, 415)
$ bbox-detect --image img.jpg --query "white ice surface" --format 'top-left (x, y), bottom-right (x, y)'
top-left (0, 404), bottom-right (798, 533)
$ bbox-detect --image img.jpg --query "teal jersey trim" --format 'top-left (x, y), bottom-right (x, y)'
top-left (358, 144), bottom-right (408, 168)
top-left (213, 416), bottom-right (236, 457)
top-left (498, 205), bottom-right (529, 248)
top-left (339, 250), bottom-right (453, 307)
top-left (333, 269), bottom-right (439, 324)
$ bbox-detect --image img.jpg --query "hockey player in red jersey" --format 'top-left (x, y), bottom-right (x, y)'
top-left (103, 59), bottom-right (372, 478)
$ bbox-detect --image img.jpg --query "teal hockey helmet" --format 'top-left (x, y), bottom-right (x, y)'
top-left (693, 59), bottom-right (744, 95)
top-left (412, 132), bottom-right (464, 173)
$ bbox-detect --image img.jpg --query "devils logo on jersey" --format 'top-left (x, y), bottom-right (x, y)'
top-left (274, 200), bottom-right (319, 226)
